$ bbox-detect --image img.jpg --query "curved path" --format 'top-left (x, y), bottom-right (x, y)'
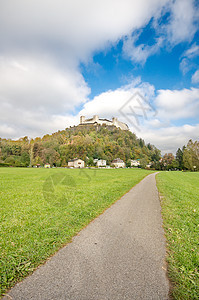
top-left (4, 173), bottom-right (169, 300)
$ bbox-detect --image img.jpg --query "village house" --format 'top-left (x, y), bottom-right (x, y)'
top-left (68, 158), bottom-right (85, 168)
top-left (96, 159), bottom-right (106, 167)
top-left (146, 162), bottom-right (152, 168)
top-left (44, 163), bottom-right (51, 168)
top-left (131, 159), bottom-right (140, 167)
top-left (112, 158), bottom-right (125, 168)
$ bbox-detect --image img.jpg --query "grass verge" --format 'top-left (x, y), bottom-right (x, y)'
top-left (0, 167), bottom-right (152, 296)
top-left (156, 171), bottom-right (199, 299)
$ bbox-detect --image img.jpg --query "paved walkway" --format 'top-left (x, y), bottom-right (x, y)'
top-left (4, 173), bottom-right (169, 300)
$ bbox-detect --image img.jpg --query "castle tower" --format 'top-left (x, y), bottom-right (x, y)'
top-left (112, 117), bottom-right (118, 126)
top-left (80, 116), bottom-right (85, 124)
top-left (93, 115), bottom-right (99, 122)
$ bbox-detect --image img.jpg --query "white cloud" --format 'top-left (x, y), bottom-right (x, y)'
top-left (179, 43), bottom-right (199, 74)
top-left (0, 104), bottom-right (80, 139)
top-left (155, 88), bottom-right (199, 120)
top-left (123, 0), bottom-right (199, 65)
top-left (166, 0), bottom-right (198, 45)
top-left (78, 78), bottom-right (155, 124)
top-left (192, 70), bottom-right (199, 84)
top-left (183, 43), bottom-right (199, 59)
top-left (139, 123), bottom-right (199, 154)
top-left (138, 87), bottom-right (199, 153)
top-left (0, 0), bottom-right (170, 139)
top-left (0, 0), bottom-right (169, 62)
top-left (0, 55), bottom-right (89, 138)
top-left (0, 56), bottom-right (90, 114)
top-left (179, 58), bottom-right (193, 75)
top-left (123, 33), bottom-right (163, 64)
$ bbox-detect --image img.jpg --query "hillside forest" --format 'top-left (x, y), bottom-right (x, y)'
top-left (0, 125), bottom-right (198, 170)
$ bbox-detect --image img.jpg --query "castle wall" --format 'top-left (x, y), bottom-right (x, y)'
top-left (114, 119), bottom-right (129, 130)
top-left (79, 115), bottom-right (128, 130)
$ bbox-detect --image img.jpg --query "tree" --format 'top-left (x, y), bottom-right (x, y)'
top-left (140, 157), bottom-right (147, 169)
top-left (61, 158), bottom-right (67, 167)
top-left (126, 159), bottom-right (131, 168)
top-left (33, 142), bottom-right (42, 158)
top-left (151, 148), bottom-right (161, 162)
top-left (34, 156), bottom-right (43, 166)
top-left (176, 148), bottom-right (184, 170)
top-left (20, 152), bottom-right (30, 166)
top-left (87, 157), bottom-right (94, 166)
top-left (4, 156), bottom-right (15, 166)
top-left (183, 140), bottom-right (199, 171)
top-left (162, 153), bottom-right (175, 170)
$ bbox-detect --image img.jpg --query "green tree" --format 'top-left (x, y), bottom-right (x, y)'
top-left (162, 153), bottom-right (175, 170)
top-left (176, 148), bottom-right (184, 170)
top-left (140, 157), bottom-right (147, 169)
top-left (4, 156), bottom-right (15, 166)
top-left (21, 152), bottom-right (30, 166)
top-left (87, 157), bottom-right (94, 166)
top-left (183, 140), bottom-right (199, 171)
top-left (126, 159), bottom-right (131, 168)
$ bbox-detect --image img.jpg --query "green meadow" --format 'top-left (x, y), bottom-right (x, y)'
top-left (0, 167), bottom-right (152, 296)
top-left (157, 172), bottom-right (199, 299)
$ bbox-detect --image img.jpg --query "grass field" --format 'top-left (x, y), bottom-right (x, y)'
top-left (157, 172), bottom-right (199, 299)
top-left (0, 167), bottom-right (152, 296)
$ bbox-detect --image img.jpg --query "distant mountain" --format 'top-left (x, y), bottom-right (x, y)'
top-left (0, 124), bottom-right (161, 168)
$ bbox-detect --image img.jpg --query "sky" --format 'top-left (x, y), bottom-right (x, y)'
top-left (0, 0), bottom-right (199, 154)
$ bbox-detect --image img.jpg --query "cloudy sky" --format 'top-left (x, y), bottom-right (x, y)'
top-left (0, 0), bottom-right (199, 154)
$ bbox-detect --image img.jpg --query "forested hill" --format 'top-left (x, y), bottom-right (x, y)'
top-left (0, 124), bottom-right (161, 167)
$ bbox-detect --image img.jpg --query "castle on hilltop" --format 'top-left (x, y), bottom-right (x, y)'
top-left (79, 115), bottom-right (129, 131)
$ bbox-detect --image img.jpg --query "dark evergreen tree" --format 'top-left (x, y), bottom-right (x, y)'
top-left (176, 148), bottom-right (184, 170)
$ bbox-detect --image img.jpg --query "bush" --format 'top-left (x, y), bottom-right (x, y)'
top-left (0, 162), bottom-right (10, 167)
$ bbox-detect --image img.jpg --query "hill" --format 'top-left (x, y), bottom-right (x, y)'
top-left (0, 124), bottom-right (161, 168)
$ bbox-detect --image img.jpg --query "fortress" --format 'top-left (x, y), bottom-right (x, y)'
top-left (79, 115), bottom-right (129, 131)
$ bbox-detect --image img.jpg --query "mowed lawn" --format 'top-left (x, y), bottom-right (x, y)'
top-left (157, 172), bottom-right (199, 299)
top-left (0, 167), bottom-right (152, 296)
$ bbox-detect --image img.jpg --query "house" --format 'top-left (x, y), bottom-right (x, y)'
top-left (93, 159), bottom-right (98, 164)
top-left (112, 158), bottom-right (125, 168)
top-left (146, 162), bottom-right (152, 168)
top-left (80, 115), bottom-right (129, 130)
top-left (96, 159), bottom-right (106, 167)
top-left (131, 159), bottom-right (140, 167)
top-left (44, 163), bottom-right (51, 168)
top-left (68, 158), bottom-right (85, 168)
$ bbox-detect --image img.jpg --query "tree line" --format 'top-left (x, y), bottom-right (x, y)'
top-left (0, 125), bottom-right (161, 168)
top-left (153, 139), bottom-right (199, 171)
top-left (0, 125), bottom-right (198, 171)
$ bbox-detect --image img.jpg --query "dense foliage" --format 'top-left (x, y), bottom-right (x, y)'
top-left (157, 139), bottom-right (199, 171)
top-left (0, 125), bottom-right (161, 167)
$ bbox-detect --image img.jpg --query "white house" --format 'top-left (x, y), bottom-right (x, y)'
top-left (96, 159), bottom-right (106, 167)
top-left (68, 158), bottom-right (85, 168)
top-left (146, 162), bottom-right (152, 168)
top-left (131, 159), bottom-right (140, 167)
top-left (44, 163), bottom-right (51, 168)
top-left (112, 158), bottom-right (125, 168)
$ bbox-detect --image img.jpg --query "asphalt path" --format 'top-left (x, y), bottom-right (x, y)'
top-left (4, 173), bottom-right (169, 300)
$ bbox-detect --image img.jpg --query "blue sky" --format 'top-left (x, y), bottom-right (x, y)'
top-left (0, 0), bottom-right (199, 154)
